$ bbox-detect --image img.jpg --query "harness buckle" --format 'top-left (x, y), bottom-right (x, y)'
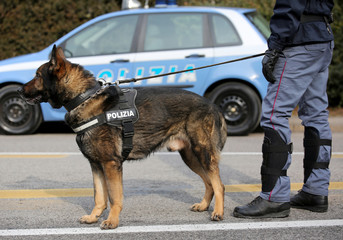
top-left (98, 78), bottom-right (112, 87)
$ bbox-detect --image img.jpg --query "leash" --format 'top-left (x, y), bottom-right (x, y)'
top-left (116, 52), bottom-right (265, 85)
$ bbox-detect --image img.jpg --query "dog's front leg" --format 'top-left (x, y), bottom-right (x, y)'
top-left (80, 163), bottom-right (108, 224)
top-left (100, 160), bottom-right (123, 230)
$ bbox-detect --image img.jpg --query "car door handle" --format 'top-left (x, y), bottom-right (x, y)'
top-left (185, 54), bottom-right (205, 58)
top-left (110, 59), bottom-right (130, 63)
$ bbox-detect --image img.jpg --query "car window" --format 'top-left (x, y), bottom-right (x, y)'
top-left (143, 13), bottom-right (204, 51)
top-left (63, 15), bottom-right (139, 57)
top-left (211, 14), bottom-right (241, 46)
top-left (245, 11), bottom-right (271, 39)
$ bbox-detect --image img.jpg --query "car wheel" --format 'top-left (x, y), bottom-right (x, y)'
top-left (0, 85), bottom-right (42, 135)
top-left (208, 82), bottom-right (261, 135)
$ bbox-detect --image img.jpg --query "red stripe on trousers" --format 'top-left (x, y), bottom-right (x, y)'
top-left (269, 61), bottom-right (287, 131)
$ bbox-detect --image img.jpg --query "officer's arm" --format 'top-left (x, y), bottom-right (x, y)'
top-left (262, 0), bottom-right (307, 84)
top-left (268, 0), bottom-right (307, 51)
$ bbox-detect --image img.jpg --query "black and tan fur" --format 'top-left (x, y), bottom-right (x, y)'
top-left (18, 46), bottom-right (227, 229)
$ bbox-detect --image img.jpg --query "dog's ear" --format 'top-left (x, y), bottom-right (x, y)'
top-left (49, 45), bottom-right (66, 78)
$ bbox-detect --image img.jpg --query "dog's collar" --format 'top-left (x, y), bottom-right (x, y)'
top-left (64, 82), bottom-right (102, 112)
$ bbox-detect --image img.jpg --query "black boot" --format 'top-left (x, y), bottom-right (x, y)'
top-left (290, 190), bottom-right (328, 212)
top-left (233, 196), bottom-right (290, 218)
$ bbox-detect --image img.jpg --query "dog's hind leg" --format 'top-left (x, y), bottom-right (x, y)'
top-left (185, 113), bottom-right (225, 221)
top-left (179, 147), bottom-right (214, 213)
top-left (206, 161), bottom-right (224, 221)
top-left (80, 163), bottom-right (108, 224)
top-left (193, 147), bottom-right (224, 221)
top-left (99, 160), bottom-right (123, 230)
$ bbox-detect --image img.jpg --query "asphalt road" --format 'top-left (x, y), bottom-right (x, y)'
top-left (0, 128), bottom-right (342, 239)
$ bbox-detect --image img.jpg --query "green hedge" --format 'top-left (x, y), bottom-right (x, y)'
top-left (1, 0), bottom-right (342, 106)
top-left (328, 1), bottom-right (343, 107)
top-left (0, 0), bottom-right (121, 58)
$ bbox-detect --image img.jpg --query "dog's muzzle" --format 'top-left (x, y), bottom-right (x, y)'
top-left (17, 87), bottom-right (43, 105)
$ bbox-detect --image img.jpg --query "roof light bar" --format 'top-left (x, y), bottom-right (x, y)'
top-left (155, 0), bottom-right (177, 7)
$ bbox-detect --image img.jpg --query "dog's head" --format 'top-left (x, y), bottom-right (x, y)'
top-left (18, 45), bottom-right (94, 109)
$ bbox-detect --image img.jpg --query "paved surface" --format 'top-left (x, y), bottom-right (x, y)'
top-left (289, 115), bottom-right (343, 133)
top-left (0, 129), bottom-right (342, 239)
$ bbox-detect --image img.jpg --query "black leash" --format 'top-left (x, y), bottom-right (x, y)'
top-left (116, 52), bottom-right (265, 85)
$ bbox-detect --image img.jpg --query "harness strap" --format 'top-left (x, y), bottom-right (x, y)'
top-left (122, 121), bottom-right (134, 160)
top-left (116, 86), bottom-right (131, 109)
top-left (71, 114), bottom-right (106, 134)
top-left (64, 82), bottom-right (101, 112)
top-left (115, 86), bottom-right (135, 159)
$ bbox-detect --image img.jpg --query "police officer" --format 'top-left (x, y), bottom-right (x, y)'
top-left (233, 0), bottom-right (334, 218)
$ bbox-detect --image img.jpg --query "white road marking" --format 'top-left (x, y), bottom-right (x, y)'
top-left (1, 220), bottom-right (343, 236)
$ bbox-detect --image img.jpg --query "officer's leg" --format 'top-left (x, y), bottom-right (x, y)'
top-left (291, 118), bottom-right (331, 212)
top-left (234, 49), bottom-right (296, 218)
top-left (291, 42), bottom-right (333, 212)
top-left (257, 46), bottom-right (307, 203)
top-left (233, 45), bottom-right (320, 218)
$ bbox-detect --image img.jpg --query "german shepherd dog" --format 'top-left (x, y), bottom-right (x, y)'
top-left (18, 46), bottom-right (227, 229)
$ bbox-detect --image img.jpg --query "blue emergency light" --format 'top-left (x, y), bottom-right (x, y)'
top-left (155, 0), bottom-right (177, 7)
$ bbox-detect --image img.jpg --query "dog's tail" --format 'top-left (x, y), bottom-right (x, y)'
top-left (210, 104), bottom-right (227, 151)
top-left (217, 113), bottom-right (227, 151)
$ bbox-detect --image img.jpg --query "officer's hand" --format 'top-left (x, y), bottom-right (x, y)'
top-left (262, 49), bottom-right (281, 84)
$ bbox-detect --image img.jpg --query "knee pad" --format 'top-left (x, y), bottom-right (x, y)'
top-left (261, 128), bottom-right (293, 192)
top-left (303, 127), bottom-right (331, 183)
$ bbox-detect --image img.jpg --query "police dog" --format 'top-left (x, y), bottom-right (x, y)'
top-left (18, 46), bottom-right (227, 229)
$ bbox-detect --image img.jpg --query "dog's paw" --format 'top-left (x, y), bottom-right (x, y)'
top-left (100, 219), bottom-right (119, 230)
top-left (191, 203), bottom-right (209, 212)
top-left (211, 211), bottom-right (223, 221)
top-left (79, 215), bottom-right (99, 224)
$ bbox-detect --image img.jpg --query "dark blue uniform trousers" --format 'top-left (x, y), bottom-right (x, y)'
top-left (260, 41), bottom-right (334, 202)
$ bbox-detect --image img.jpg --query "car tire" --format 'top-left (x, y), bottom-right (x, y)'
top-left (208, 82), bottom-right (261, 136)
top-left (0, 85), bottom-right (42, 135)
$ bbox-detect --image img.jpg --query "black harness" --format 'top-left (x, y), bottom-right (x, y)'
top-left (66, 84), bottom-right (139, 160)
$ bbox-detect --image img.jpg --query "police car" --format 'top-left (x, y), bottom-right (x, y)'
top-left (0, 0), bottom-right (270, 135)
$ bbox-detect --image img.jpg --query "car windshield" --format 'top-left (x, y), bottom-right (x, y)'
top-left (245, 11), bottom-right (270, 39)
top-left (63, 15), bottom-right (139, 57)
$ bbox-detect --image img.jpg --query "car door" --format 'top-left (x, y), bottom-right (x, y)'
top-left (127, 12), bottom-right (214, 94)
top-left (60, 14), bottom-right (140, 83)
